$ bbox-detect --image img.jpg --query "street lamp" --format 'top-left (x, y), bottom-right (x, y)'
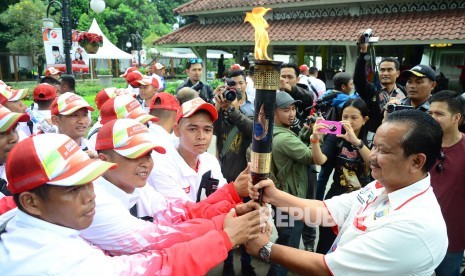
top-left (126, 32), bottom-right (142, 68)
top-left (42, 0), bottom-right (106, 75)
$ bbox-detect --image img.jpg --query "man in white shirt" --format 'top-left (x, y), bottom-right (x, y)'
top-left (50, 92), bottom-right (96, 158)
top-left (246, 109), bottom-right (447, 275)
top-left (138, 75), bottom-right (162, 113)
top-left (298, 66), bottom-right (326, 99)
top-left (0, 81), bottom-right (29, 140)
top-left (149, 98), bottom-right (227, 202)
top-left (148, 92), bottom-right (180, 149)
top-left (30, 83), bottom-right (57, 134)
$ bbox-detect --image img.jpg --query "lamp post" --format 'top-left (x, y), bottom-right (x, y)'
top-left (42, 0), bottom-right (106, 75)
top-left (126, 32), bottom-right (142, 68)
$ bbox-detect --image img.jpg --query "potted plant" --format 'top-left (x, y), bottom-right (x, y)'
top-left (96, 68), bottom-right (112, 86)
top-left (77, 32), bottom-right (103, 54)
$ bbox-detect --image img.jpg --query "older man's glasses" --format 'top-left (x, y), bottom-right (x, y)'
top-left (435, 151), bottom-right (445, 173)
top-left (189, 58), bottom-right (202, 64)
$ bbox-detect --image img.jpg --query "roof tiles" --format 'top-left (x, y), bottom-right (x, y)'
top-left (155, 9), bottom-right (465, 45)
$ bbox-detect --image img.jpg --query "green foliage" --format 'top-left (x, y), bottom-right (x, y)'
top-left (0, 0), bottom-right (46, 55)
top-left (96, 68), bottom-right (112, 75)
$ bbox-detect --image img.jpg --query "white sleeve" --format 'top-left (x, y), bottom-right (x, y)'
top-left (324, 190), bottom-right (359, 227)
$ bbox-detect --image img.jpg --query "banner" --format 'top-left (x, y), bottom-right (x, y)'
top-left (130, 49), bottom-right (147, 67)
top-left (42, 28), bottom-right (90, 73)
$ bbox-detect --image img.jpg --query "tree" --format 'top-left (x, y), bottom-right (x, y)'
top-left (0, 0), bottom-right (46, 57)
top-left (155, 0), bottom-right (190, 25)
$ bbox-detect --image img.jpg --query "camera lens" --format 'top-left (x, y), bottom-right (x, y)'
top-left (224, 89), bottom-right (236, 101)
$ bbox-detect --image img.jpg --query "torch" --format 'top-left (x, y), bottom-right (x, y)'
top-left (245, 8), bottom-right (282, 204)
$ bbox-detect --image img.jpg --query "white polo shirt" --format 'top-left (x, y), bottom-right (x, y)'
top-left (149, 146), bottom-right (227, 202)
top-left (323, 175), bottom-right (447, 275)
top-left (148, 123), bottom-right (178, 150)
top-left (79, 177), bottom-right (226, 255)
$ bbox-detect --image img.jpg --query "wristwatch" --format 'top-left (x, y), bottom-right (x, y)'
top-left (259, 241), bottom-right (274, 263)
top-left (355, 139), bottom-right (364, 150)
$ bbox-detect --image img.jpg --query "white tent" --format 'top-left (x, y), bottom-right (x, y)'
top-left (87, 18), bottom-right (132, 60)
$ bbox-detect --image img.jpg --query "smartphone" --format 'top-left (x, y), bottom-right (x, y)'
top-left (319, 120), bottom-right (343, 135)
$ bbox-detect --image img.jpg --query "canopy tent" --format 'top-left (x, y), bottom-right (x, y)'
top-left (87, 18), bottom-right (132, 60)
top-left (86, 19), bottom-right (132, 79)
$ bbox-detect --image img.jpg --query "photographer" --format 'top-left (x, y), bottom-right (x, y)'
top-left (213, 75), bottom-right (255, 276)
top-left (280, 63), bottom-right (314, 134)
top-left (176, 58), bottom-right (215, 104)
top-left (354, 30), bottom-right (405, 132)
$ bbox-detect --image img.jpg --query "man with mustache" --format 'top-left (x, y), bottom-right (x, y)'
top-left (246, 109), bottom-right (447, 275)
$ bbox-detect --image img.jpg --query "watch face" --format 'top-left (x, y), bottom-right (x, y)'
top-left (259, 245), bottom-right (271, 262)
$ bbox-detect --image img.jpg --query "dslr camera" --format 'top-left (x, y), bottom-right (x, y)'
top-left (222, 78), bottom-right (237, 102)
top-left (386, 104), bottom-right (414, 113)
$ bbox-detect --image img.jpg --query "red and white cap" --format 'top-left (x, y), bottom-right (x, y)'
top-left (33, 83), bottom-right (57, 101)
top-left (299, 64), bottom-right (309, 72)
top-left (0, 80), bottom-right (29, 102)
top-left (137, 75), bottom-right (161, 88)
top-left (6, 133), bottom-right (117, 194)
top-left (0, 105), bottom-right (30, 132)
top-left (119, 67), bottom-right (138, 78)
top-left (153, 63), bottom-right (165, 70)
top-left (100, 95), bottom-right (158, 125)
top-left (96, 118), bottom-right (165, 159)
top-left (176, 97), bottom-right (218, 124)
top-left (230, 64), bottom-right (245, 71)
top-left (45, 67), bottom-right (62, 76)
top-left (125, 71), bottom-right (144, 87)
top-left (95, 87), bottom-right (122, 110)
top-left (51, 92), bottom-right (94, 116)
top-left (150, 92), bottom-right (180, 111)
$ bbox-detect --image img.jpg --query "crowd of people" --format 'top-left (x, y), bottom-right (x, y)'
top-left (0, 32), bottom-right (464, 276)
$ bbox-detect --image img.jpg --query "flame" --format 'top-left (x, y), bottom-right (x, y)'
top-left (244, 7), bottom-right (272, 61)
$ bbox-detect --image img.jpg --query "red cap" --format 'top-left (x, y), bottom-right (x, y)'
top-left (230, 64), bottom-right (245, 71)
top-left (100, 95), bottom-right (158, 125)
top-left (299, 65), bottom-right (309, 72)
top-left (153, 63), bottom-right (165, 70)
top-left (33, 83), bottom-right (57, 101)
top-left (51, 92), bottom-right (94, 116)
top-left (95, 87), bottom-right (121, 110)
top-left (120, 67), bottom-right (138, 78)
top-left (0, 105), bottom-right (30, 132)
top-left (6, 134), bottom-right (116, 194)
top-left (176, 98), bottom-right (218, 124)
top-left (45, 67), bottom-right (62, 76)
top-left (150, 92), bottom-right (180, 111)
top-left (95, 118), bottom-right (165, 158)
top-left (137, 75), bottom-right (160, 88)
top-left (126, 71), bottom-right (143, 87)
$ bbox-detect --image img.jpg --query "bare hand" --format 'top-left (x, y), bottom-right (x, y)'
top-left (223, 208), bottom-right (262, 247)
top-left (244, 233), bottom-right (270, 257)
top-left (357, 32), bottom-right (369, 53)
top-left (234, 164), bottom-right (251, 197)
top-left (85, 150), bottom-right (98, 159)
top-left (214, 91), bottom-right (232, 111)
top-left (312, 118), bottom-right (327, 137)
top-left (248, 178), bottom-right (279, 204)
top-left (235, 200), bottom-right (261, 216)
top-left (336, 120), bottom-right (359, 145)
top-left (279, 77), bottom-right (291, 92)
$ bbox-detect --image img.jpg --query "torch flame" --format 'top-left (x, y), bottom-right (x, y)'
top-left (244, 7), bottom-right (272, 61)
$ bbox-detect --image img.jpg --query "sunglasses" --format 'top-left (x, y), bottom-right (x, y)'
top-left (189, 58), bottom-right (203, 64)
top-left (435, 151), bottom-right (445, 173)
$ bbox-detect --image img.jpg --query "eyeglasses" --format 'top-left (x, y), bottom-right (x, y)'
top-left (189, 58), bottom-right (203, 64)
top-left (435, 151), bottom-right (445, 173)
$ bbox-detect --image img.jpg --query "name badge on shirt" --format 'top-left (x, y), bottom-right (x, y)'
top-left (356, 187), bottom-right (375, 206)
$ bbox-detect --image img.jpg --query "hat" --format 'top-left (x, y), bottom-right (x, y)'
top-left (150, 92), bottom-right (180, 111)
top-left (401, 64), bottom-right (436, 82)
top-left (137, 75), bottom-right (160, 88)
top-left (45, 67), bottom-right (61, 76)
top-left (99, 95), bottom-right (158, 125)
top-left (6, 133), bottom-right (117, 194)
top-left (0, 105), bottom-right (30, 132)
top-left (125, 71), bottom-right (143, 87)
top-left (95, 118), bottom-right (165, 158)
top-left (230, 64), bottom-right (245, 71)
top-left (176, 98), bottom-right (218, 124)
top-left (51, 92), bottom-right (94, 116)
top-left (153, 63), bottom-right (165, 70)
top-left (95, 87), bottom-right (121, 110)
top-left (120, 67), bottom-right (138, 78)
top-left (0, 81), bottom-right (29, 102)
top-left (299, 65), bottom-right (309, 72)
top-left (33, 83), bottom-right (57, 101)
top-left (276, 92), bottom-right (301, 108)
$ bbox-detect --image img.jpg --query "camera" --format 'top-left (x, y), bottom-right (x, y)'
top-left (222, 78), bottom-right (237, 102)
top-left (359, 28), bottom-right (380, 44)
top-left (386, 104), bottom-right (414, 113)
